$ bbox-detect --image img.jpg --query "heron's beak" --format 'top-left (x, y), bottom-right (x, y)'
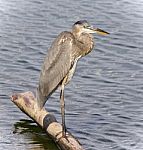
top-left (86, 26), bottom-right (109, 35)
top-left (94, 28), bottom-right (110, 35)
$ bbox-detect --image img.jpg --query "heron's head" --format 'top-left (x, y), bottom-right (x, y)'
top-left (72, 20), bottom-right (109, 36)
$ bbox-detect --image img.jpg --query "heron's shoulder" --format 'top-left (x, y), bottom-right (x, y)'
top-left (57, 31), bottom-right (75, 43)
top-left (60, 31), bottom-right (74, 38)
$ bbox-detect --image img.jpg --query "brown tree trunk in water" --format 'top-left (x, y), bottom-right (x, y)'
top-left (11, 91), bottom-right (84, 150)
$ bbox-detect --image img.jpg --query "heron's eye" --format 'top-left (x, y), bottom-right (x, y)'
top-left (84, 25), bottom-right (90, 28)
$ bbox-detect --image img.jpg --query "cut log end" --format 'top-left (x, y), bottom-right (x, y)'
top-left (10, 91), bottom-right (85, 150)
top-left (11, 94), bottom-right (18, 101)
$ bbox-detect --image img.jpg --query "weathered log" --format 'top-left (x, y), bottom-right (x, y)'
top-left (11, 91), bottom-right (84, 150)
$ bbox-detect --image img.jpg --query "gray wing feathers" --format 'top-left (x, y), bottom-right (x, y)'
top-left (36, 32), bottom-right (75, 108)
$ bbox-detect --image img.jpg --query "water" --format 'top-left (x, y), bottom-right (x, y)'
top-left (0, 0), bottom-right (143, 149)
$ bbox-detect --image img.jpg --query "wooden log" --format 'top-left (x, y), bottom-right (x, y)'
top-left (11, 91), bottom-right (84, 150)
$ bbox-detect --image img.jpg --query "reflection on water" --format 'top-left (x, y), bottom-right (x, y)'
top-left (13, 119), bottom-right (58, 150)
top-left (0, 0), bottom-right (143, 150)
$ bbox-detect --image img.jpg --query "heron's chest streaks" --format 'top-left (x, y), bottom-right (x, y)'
top-left (64, 55), bottom-right (81, 85)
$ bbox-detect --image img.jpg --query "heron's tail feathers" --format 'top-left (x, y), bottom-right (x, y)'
top-left (36, 87), bottom-right (47, 109)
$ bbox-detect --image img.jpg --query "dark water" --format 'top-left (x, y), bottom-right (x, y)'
top-left (0, 0), bottom-right (143, 150)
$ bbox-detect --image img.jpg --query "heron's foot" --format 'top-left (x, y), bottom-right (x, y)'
top-left (62, 127), bottom-right (66, 137)
top-left (62, 125), bottom-right (69, 142)
top-left (55, 126), bottom-right (69, 143)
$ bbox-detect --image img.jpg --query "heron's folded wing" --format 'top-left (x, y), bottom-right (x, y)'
top-left (39, 31), bottom-right (76, 97)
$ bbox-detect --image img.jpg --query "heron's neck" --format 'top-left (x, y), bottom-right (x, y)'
top-left (73, 32), bottom-right (94, 56)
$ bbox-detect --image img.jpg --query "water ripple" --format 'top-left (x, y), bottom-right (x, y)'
top-left (0, 0), bottom-right (143, 150)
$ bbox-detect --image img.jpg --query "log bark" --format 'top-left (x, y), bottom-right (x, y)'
top-left (11, 91), bottom-right (84, 150)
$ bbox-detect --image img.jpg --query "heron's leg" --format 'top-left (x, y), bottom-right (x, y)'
top-left (60, 82), bottom-right (66, 137)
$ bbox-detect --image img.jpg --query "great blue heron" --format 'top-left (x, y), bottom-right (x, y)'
top-left (36, 20), bottom-right (109, 137)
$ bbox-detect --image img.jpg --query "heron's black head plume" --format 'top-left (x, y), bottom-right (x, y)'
top-left (74, 20), bottom-right (90, 28)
